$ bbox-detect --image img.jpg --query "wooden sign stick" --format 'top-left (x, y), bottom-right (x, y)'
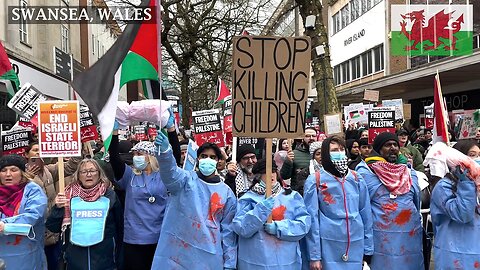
top-left (58, 157), bottom-right (65, 192)
top-left (86, 141), bottom-right (94, 157)
top-left (265, 138), bottom-right (273, 223)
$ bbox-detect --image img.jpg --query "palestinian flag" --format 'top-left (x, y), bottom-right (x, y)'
top-left (0, 42), bottom-right (20, 99)
top-left (72, 0), bottom-right (158, 150)
top-left (215, 78), bottom-right (231, 104)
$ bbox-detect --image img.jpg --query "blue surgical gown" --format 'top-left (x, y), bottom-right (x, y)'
top-left (0, 182), bottom-right (47, 270)
top-left (151, 149), bottom-right (237, 270)
top-left (303, 169), bottom-right (373, 270)
top-left (232, 189), bottom-right (311, 270)
top-left (356, 162), bottom-right (424, 270)
top-left (431, 177), bottom-right (480, 270)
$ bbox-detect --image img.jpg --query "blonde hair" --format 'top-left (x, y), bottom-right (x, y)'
top-left (133, 154), bottom-right (159, 175)
top-left (72, 159), bottom-right (110, 186)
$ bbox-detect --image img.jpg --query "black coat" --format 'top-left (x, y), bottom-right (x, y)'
top-left (46, 188), bottom-right (124, 270)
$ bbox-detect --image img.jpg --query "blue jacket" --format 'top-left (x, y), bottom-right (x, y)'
top-left (303, 169), bottom-right (373, 270)
top-left (233, 189), bottom-right (311, 270)
top-left (116, 165), bottom-right (168, 245)
top-left (430, 177), bottom-right (480, 270)
top-left (0, 182), bottom-right (47, 270)
top-left (151, 149), bottom-right (238, 270)
top-left (356, 161), bottom-right (424, 270)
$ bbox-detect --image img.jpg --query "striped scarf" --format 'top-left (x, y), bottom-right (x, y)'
top-left (62, 181), bottom-right (107, 231)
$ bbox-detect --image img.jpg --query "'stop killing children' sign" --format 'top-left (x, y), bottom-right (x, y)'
top-left (232, 36), bottom-right (311, 138)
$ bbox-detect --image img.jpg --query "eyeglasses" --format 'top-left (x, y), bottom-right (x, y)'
top-left (305, 134), bottom-right (316, 138)
top-left (79, 170), bottom-right (98, 175)
top-left (241, 155), bottom-right (257, 161)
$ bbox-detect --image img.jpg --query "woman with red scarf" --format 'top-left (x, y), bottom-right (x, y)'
top-left (46, 159), bottom-right (123, 270)
top-left (0, 154), bottom-right (48, 269)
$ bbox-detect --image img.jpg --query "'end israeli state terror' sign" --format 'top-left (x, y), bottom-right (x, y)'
top-left (232, 36), bottom-right (311, 138)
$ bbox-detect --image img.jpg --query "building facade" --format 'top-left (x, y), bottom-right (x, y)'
top-left (0, 0), bottom-right (121, 126)
top-left (264, 0), bottom-right (480, 128)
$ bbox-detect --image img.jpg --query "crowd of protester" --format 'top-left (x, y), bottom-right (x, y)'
top-left (1, 110), bottom-right (480, 270)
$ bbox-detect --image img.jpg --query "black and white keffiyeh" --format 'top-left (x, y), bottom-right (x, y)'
top-left (332, 158), bottom-right (349, 176)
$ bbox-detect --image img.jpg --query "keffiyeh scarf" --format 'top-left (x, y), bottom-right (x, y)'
top-left (332, 158), bottom-right (349, 176)
top-left (366, 155), bottom-right (412, 196)
top-left (251, 181), bottom-right (282, 197)
top-left (62, 181), bottom-right (107, 231)
top-left (234, 167), bottom-right (253, 196)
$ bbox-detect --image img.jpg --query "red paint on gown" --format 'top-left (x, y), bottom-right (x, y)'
top-left (272, 205), bottom-right (286, 221)
top-left (394, 209), bottom-right (412, 226)
top-left (208, 192), bottom-right (224, 221)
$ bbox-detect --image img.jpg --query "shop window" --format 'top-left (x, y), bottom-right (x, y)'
top-left (341, 61), bottom-right (350, 83)
top-left (351, 56), bottom-right (361, 80)
top-left (351, 0), bottom-right (360, 21)
top-left (362, 50), bottom-right (373, 76)
top-left (373, 44), bottom-right (384, 72)
top-left (334, 65), bottom-right (341, 85)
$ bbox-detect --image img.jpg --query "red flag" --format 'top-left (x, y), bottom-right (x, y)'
top-left (215, 78), bottom-right (231, 103)
top-left (433, 72), bottom-right (449, 144)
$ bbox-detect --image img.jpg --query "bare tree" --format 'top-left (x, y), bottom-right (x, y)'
top-left (295, 0), bottom-right (340, 123)
top-left (162, 0), bottom-right (273, 127)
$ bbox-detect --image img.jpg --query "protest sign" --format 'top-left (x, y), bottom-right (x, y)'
top-left (38, 100), bottom-right (81, 157)
top-left (79, 105), bottom-right (99, 143)
top-left (344, 103), bottom-right (368, 126)
top-left (424, 105), bottom-right (434, 129)
top-left (183, 140), bottom-right (199, 171)
top-left (237, 137), bottom-right (265, 160)
top-left (167, 96), bottom-right (181, 125)
top-left (368, 110), bottom-right (396, 144)
top-left (382, 99), bottom-right (404, 121)
top-left (16, 116), bottom-right (37, 132)
top-left (363, 89), bottom-right (379, 102)
top-left (1, 127), bottom-right (31, 155)
top-left (455, 110), bottom-right (477, 139)
top-left (118, 127), bottom-right (129, 141)
top-left (133, 125), bottom-right (148, 141)
top-left (7, 83), bottom-right (47, 126)
top-left (232, 36), bottom-right (311, 138)
top-left (148, 123), bottom-right (158, 138)
top-left (223, 95), bottom-right (233, 133)
top-left (192, 109), bottom-right (224, 147)
top-left (324, 113), bottom-right (343, 135)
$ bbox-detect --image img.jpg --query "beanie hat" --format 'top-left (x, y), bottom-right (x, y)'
top-left (373, 132), bottom-right (399, 153)
top-left (236, 144), bottom-right (256, 163)
top-left (252, 158), bottom-right (277, 175)
top-left (358, 138), bottom-right (370, 147)
top-left (396, 128), bottom-right (409, 136)
top-left (0, 155), bottom-right (27, 172)
top-left (130, 141), bottom-right (156, 156)
top-left (309, 141), bottom-right (323, 156)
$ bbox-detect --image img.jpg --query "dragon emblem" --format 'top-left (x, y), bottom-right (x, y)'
top-left (399, 9), bottom-right (464, 51)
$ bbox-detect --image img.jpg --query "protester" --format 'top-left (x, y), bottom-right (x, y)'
top-left (429, 140), bottom-right (480, 269)
top-left (303, 136), bottom-right (373, 270)
top-left (23, 141), bottom-right (83, 270)
top-left (217, 148), bottom-right (228, 179)
top-left (151, 132), bottom-right (237, 269)
top-left (0, 154), bottom-right (48, 269)
top-left (278, 138), bottom-right (291, 151)
top-left (397, 128), bottom-right (425, 172)
top-left (476, 128), bottom-right (480, 145)
top-left (281, 127), bottom-right (318, 194)
top-left (346, 139), bottom-right (360, 161)
top-left (356, 132), bottom-right (424, 269)
top-left (108, 124), bottom-right (169, 270)
top-left (358, 128), bottom-right (369, 140)
top-left (46, 159), bottom-right (123, 270)
top-left (224, 144), bottom-right (258, 196)
top-left (349, 138), bottom-right (370, 170)
top-left (308, 141), bottom-right (323, 175)
top-left (179, 140), bottom-right (189, 167)
top-left (233, 158), bottom-right (311, 269)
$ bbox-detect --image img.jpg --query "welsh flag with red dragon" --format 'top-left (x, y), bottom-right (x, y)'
top-left (391, 5), bottom-right (473, 56)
